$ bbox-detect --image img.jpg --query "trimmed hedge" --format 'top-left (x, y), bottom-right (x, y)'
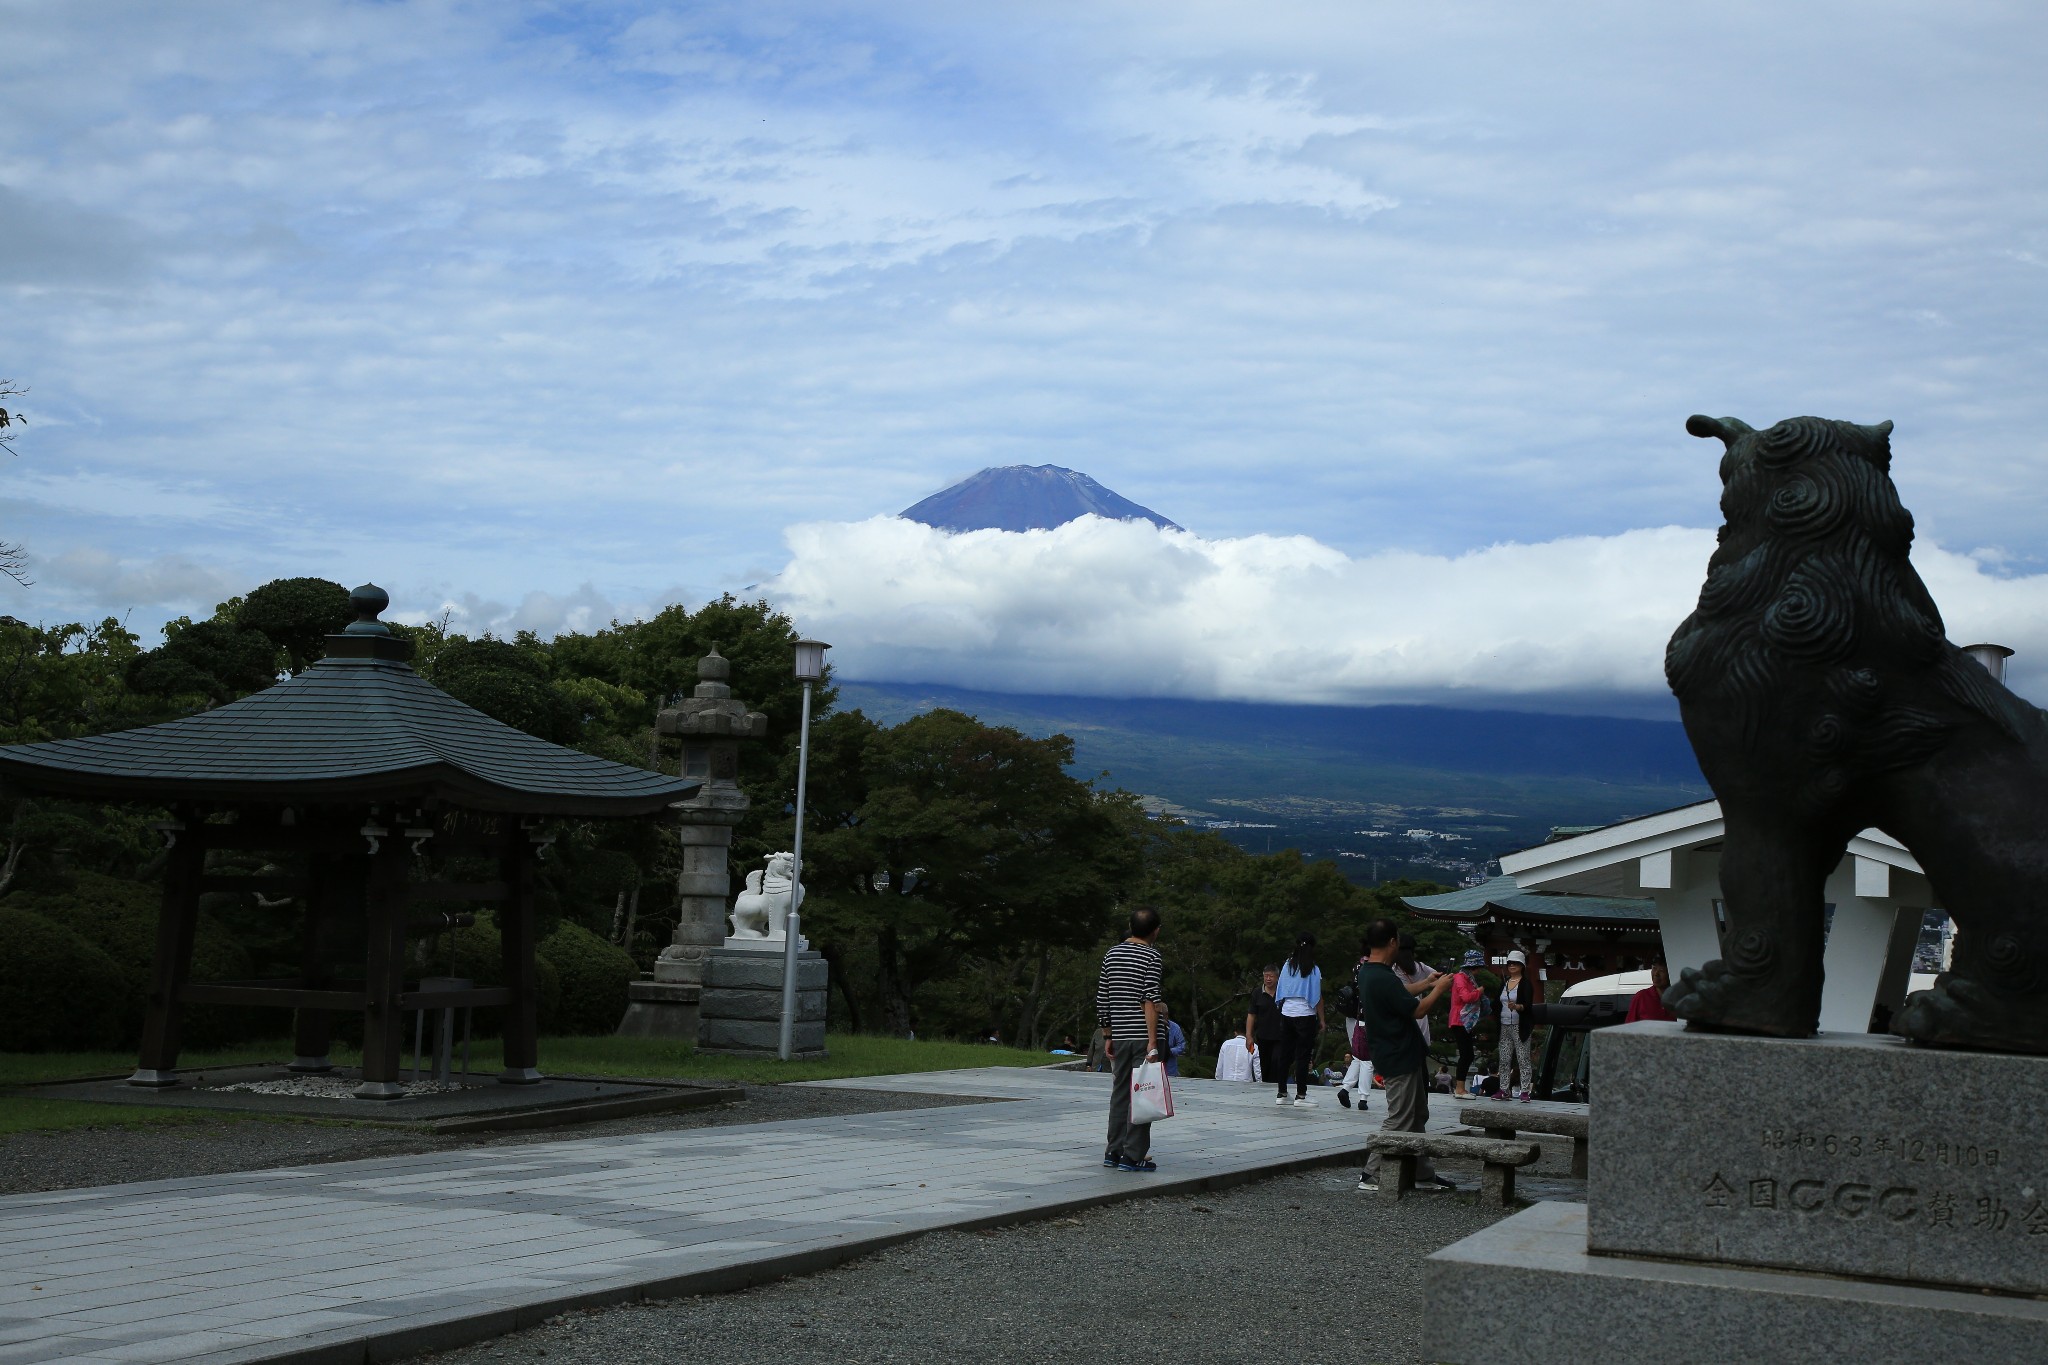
top-left (537, 921), bottom-right (637, 1035)
top-left (8, 873), bottom-right (260, 1048)
top-left (443, 913), bottom-right (563, 1036)
top-left (0, 907), bottom-right (128, 1051)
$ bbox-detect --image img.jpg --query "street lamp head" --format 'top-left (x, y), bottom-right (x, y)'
top-left (792, 638), bottom-right (831, 683)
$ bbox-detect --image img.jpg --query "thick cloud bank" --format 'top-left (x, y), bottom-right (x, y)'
top-left (768, 517), bottom-right (2048, 712)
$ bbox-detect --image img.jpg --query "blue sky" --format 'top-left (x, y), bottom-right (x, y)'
top-left (6, 1), bottom-right (2048, 709)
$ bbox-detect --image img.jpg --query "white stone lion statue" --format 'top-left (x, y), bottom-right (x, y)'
top-left (730, 851), bottom-right (803, 940)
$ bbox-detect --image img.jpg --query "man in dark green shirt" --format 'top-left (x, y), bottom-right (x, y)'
top-left (1357, 917), bottom-right (1456, 1192)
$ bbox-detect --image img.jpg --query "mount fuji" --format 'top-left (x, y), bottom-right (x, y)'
top-left (899, 465), bottom-right (1180, 533)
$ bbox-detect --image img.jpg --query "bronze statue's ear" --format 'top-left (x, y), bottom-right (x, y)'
top-left (1858, 419), bottom-right (1895, 470)
top-left (1686, 415), bottom-right (1753, 445)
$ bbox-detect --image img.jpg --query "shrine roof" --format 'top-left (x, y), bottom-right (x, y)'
top-left (1402, 874), bottom-right (1657, 928)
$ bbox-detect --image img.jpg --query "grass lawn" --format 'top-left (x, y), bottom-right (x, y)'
top-left (0, 1034), bottom-right (1059, 1134)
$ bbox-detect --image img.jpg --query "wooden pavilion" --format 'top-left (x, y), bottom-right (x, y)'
top-left (0, 586), bottom-right (697, 1098)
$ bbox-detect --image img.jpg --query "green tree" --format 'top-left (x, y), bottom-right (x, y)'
top-left (236, 577), bottom-right (352, 674)
top-left (782, 708), bottom-right (1142, 1041)
top-left (128, 616), bottom-right (276, 705)
top-left (0, 617), bottom-right (158, 743)
top-left (423, 636), bottom-right (579, 742)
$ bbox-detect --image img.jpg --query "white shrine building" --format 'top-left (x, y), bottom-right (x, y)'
top-left (1491, 800), bottom-right (1938, 1035)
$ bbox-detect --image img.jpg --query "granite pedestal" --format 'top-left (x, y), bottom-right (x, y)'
top-left (695, 945), bottom-right (828, 1058)
top-left (1425, 1022), bottom-right (2048, 1362)
top-left (1427, 1202), bottom-right (2048, 1363)
top-left (616, 977), bottom-right (700, 1038)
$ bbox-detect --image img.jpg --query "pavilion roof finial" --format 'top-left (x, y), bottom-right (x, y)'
top-left (345, 583), bottom-right (392, 637)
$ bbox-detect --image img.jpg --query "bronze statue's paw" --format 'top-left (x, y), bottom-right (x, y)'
top-left (1661, 963), bottom-right (1721, 1019)
top-left (1665, 961), bottom-right (1744, 1028)
top-left (1665, 958), bottom-right (1815, 1037)
top-left (1896, 974), bottom-right (2048, 1054)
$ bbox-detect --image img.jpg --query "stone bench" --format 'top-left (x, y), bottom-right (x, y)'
top-left (1458, 1101), bottom-right (1591, 1178)
top-left (1365, 1131), bottom-right (1539, 1205)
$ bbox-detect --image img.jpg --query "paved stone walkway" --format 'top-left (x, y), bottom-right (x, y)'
top-left (0, 1068), bottom-right (1405, 1365)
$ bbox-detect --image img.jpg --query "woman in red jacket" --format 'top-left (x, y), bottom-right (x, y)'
top-left (1447, 950), bottom-right (1487, 1099)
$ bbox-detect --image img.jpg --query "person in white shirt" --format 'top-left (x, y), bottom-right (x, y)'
top-left (1214, 1027), bottom-right (1257, 1082)
top-left (1335, 1050), bottom-right (1372, 1112)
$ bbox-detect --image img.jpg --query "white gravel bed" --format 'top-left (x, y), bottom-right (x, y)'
top-left (211, 1075), bottom-right (479, 1099)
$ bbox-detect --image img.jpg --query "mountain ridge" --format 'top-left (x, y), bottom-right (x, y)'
top-left (899, 464), bottom-right (1180, 533)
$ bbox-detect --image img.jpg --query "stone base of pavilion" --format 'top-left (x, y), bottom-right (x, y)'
top-left (17, 1063), bottom-right (742, 1134)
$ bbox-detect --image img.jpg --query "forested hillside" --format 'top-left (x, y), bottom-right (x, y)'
top-left (0, 580), bottom-right (1462, 1058)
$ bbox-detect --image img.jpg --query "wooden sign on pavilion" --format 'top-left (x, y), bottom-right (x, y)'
top-left (0, 586), bottom-right (698, 1098)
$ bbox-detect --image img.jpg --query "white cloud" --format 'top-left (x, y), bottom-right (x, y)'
top-left (4, 0), bottom-right (2048, 669)
top-left (413, 581), bottom-right (640, 641)
top-left (21, 546), bottom-right (242, 622)
top-left (767, 515), bottom-right (2048, 711)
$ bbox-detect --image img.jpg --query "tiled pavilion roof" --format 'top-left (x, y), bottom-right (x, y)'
top-left (1402, 874), bottom-right (1659, 932)
top-left (0, 589), bottom-right (696, 818)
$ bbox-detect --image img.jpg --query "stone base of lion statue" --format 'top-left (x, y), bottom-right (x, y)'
top-left (1422, 1024), bottom-right (2048, 1363)
top-left (721, 931), bottom-right (809, 953)
top-left (694, 947), bottom-right (828, 1058)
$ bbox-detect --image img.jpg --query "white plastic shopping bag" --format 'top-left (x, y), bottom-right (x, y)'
top-left (1130, 1059), bottom-right (1175, 1124)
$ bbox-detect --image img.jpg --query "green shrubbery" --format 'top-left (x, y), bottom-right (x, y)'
top-left (0, 907), bottom-right (128, 1051)
top-left (537, 921), bottom-right (638, 1035)
top-left (6, 873), bottom-right (261, 1048)
top-left (440, 912), bottom-right (564, 1036)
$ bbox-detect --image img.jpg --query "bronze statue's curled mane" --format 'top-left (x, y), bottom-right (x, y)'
top-left (1665, 415), bottom-right (2018, 806)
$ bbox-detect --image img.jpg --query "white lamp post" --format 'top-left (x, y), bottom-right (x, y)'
top-left (779, 637), bottom-right (829, 1060)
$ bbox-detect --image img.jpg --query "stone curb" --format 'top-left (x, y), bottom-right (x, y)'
top-left (424, 1082), bottom-right (743, 1134)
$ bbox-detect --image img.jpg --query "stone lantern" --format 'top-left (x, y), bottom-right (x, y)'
top-left (616, 648), bottom-right (766, 1039)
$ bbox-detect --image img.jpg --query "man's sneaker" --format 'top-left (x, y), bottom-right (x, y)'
top-left (1103, 1155), bottom-right (1119, 1168)
top-left (1292, 1095), bottom-right (1316, 1108)
top-left (1356, 1176), bottom-right (1378, 1192)
top-left (1275, 1095), bottom-right (1294, 1106)
top-left (1116, 1159), bottom-right (1157, 1173)
top-left (1422, 1174), bottom-right (1459, 1191)
top-left (1336, 1088), bottom-right (1352, 1109)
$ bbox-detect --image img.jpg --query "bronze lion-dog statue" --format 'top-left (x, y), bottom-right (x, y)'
top-left (1663, 413), bottom-right (2045, 1053)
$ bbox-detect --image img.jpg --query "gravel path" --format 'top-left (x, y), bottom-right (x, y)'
top-left (414, 1162), bottom-right (1539, 1365)
top-left (0, 1086), bottom-right (995, 1195)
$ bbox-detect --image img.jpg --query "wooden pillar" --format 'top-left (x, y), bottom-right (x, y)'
top-left (355, 834), bottom-right (412, 1100)
top-left (290, 853), bottom-right (348, 1073)
top-left (131, 826), bottom-right (204, 1087)
top-left (499, 820), bottom-right (543, 1084)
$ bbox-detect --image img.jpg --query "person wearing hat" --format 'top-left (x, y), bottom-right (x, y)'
top-left (1447, 949), bottom-right (1488, 1098)
top-left (1497, 950), bottom-right (1538, 1101)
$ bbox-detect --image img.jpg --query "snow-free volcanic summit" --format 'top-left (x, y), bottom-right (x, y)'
top-left (899, 465), bottom-right (1181, 534)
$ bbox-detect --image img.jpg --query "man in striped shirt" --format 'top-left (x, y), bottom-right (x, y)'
top-left (1096, 906), bottom-right (1165, 1172)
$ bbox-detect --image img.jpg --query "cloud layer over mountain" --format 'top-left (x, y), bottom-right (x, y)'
top-left (768, 516), bottom-right (2048, 713)
top-left (5, 1), bottom-right (2047, 717)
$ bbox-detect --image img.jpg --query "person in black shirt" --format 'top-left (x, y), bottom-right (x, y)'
top-left (1356, 917), bottom-right (1456, 1192)
top-left (1244, 964), bottom-right (1284, 1085)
